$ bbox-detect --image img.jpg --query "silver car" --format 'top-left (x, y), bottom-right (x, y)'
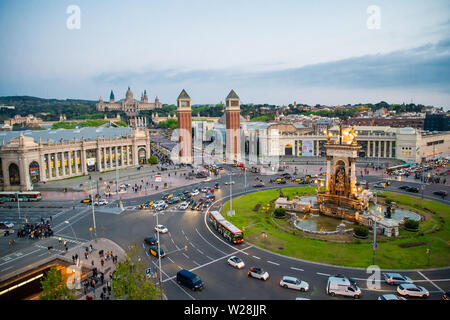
top-left (280, 276), bottom-right (309, 292)
top-left (383, 273), bottom-right (412, 285)
top-left (397, 284), bottom-right (429, 298)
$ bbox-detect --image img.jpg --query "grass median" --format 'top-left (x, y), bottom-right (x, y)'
top-left (221, 187), bottom-right (450, 269)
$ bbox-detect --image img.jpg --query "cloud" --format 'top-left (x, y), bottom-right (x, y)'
top-left (92, 38), bottom-right (450, 96)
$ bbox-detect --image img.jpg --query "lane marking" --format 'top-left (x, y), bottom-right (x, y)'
top-left (0, 249), bottom-right (42, 267)
top-left (206, 255), bottom-right (214, 260)
top-left (196, 249), bottom-right (204, 255)
top-left (182, 253), bottom-right (189, 259)
top-left (418, 271), bottom-right (445, 293)
top-left (267, 260), bottom-right (280, 266)
top-left (290, 267), bottom-right (304, 272)
top-left (252, 255), bottom-right (261, 260)
top-left (193, 261), bottom-right (201, 267)
top-left (317, 272), bottom-right (330, 276)
top-left (189, 242), bottom-right (196, 248)
top-left (167, 257), bottom-right (175, 264)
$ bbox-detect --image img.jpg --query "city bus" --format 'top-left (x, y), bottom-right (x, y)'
top-left (385, 163), bottom-right (417, 175)
top-left (0, 191), bottom-right (42, 202)
top-left (208, 210), bottom-right (244, 244)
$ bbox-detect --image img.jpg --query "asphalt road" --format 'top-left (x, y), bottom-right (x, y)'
top-left (1, 166), bottom-right (449, 300)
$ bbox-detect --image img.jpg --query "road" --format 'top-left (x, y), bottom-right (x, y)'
top-left (1, 165), bottom-right (449, 300)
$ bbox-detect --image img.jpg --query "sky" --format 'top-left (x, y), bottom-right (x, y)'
top-left (0, 0), bottom-right (449, 108)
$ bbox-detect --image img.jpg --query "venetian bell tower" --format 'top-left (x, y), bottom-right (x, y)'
top-left (225, 89), bottom-right (241, 163)
top-left (177, 89), bottom-right (193, 164)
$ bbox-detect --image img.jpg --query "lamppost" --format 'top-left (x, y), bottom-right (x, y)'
top-left (155, 210), bottom-right (163, 300)
top-left (89, 181), bottom-right (97, 241)
top-left (15, 192), bottom-right (21, 223)
top-left (371, 190), bottom-right (382, 265)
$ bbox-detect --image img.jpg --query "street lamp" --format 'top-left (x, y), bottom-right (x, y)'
top-left (155, 211), bottom-right (163, 300)
top-left (371, 190), bottom-right (382, 265)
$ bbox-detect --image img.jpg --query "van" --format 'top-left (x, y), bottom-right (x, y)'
top-left (176, 269), bottom-right (204, 291)
top-left (326, 276), bottom-right (361, 299)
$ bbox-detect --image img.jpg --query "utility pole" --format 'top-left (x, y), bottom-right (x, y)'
top-left (230, 172), bottom-right (233, 223)
top-left (91, 181), bottom-right (97, 241)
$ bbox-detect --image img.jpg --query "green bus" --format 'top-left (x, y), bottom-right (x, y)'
top-left (0, 192), bottom-right (42, 202)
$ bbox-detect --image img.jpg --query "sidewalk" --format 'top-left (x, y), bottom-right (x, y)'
top-left (66, 238), bottom-right (125, 300)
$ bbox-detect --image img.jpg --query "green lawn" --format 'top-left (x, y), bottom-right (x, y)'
top-left (221, 187), bottom-right (450, 269)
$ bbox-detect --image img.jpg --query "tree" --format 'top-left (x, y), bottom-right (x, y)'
top-left (40, 266), bottom-right (76, 300)
top-left (111, 242), bottom-right (163, 300)
top-left (148, 155), bottom-right (158, 165)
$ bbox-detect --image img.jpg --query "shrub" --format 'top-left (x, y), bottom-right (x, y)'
top-left (274, 208), bottom-right (286, 218)
top-left (353, 225), bottom-right (369, 237)
top-left (404, 219), bottom-right (420, 230)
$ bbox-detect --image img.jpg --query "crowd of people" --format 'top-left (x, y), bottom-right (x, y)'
top-left (16, 218), bottom-right (53, 239)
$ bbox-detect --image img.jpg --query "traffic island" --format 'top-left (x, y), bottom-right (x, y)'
top-left (220, 187), bottom-right (449, 269)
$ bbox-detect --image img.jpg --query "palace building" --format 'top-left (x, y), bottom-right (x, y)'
top-left (96, 87), bottom-right (162, 116)
top-left (0, 127), bottom-right (150, 191)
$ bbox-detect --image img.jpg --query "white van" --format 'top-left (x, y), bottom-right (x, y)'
top-left (326, 276), bottom-right (361, 299)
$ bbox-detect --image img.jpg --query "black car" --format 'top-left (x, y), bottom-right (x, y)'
top-left (398, 185), bottom-right (410, 190)
top-left (277, 180), bottom-right (287, 184)
top-left (214, 183), bottom-right (220, 189)
top-left (144, 236), bottom-right (158, 246)
top-left (282, 173), bottom-right (292, 180)
top-left (433, 190), bottom-right (448, 197)
top-left (407, 187), bottom-right (419, 193)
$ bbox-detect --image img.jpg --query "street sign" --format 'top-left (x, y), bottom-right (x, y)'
top-left (227, 210), bottom-right (235, 217)
top-left (155, 175), bottom-right (162, 182)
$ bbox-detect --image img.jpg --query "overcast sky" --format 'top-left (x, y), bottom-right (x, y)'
top-left (0, 0), bottom-right (449, 108)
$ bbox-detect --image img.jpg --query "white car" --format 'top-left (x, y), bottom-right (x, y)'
top-left (155, 224), bottom-right (168, 233)
top-left (397, 284), bottom-right (429, 298)
top-left (248, 267), bottom-right (269, 280)
top-left (191, 189), bottom-right (199, 196)
top-left (179, 202), bottom-right (189, 210)
top-left (155, 203), bottom-right (167, 211)
top-left (120, 183), bottom-right (130, 188)
top-left (280, 276), bottom-right (309, 292)
top-left (0, 221), bottom-right (14, 229)
top-left (152, 200), bottom-right (165, 208)
top-left (227, 256), bottom-right (245, 269)
top-left (94, 199), bottom-right (108, 206)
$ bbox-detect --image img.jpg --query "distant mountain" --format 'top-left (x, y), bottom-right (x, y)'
top-left (0, 96), bottom-right (98, 121)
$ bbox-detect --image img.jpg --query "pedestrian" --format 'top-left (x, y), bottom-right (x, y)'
top-left (91, 260), bottom-right (94, 266)
top-left (101, 259), bottom-right (104, 267)
top-left (59, 237), bottom-right (62, 244)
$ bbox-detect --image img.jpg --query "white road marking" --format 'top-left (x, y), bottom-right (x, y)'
top-left (317, 272), bottom-right (330, 276)
top-left (0, 249), bottom-right (42, 267)
top-left (38, 252), bottom-right (49, 257)
top-left (290, 267), bottom-right (304, 272)
top-left (252, 255), bottom-right (261, 260)
top-left (193, 261), bottom-right (201, 266)
top-left (267, 260), bottom-right (280, 266)
top-left (189, 242), bottom-right (196, 248)
top-left (196, 249), bottom-right (204, 255)
top-left (15, 252), bottom-right (23, 257)
top-left (206, 255), bottom-right (214, 260)
top-left (2, 266), bottom-right (13, 271)
top-left (167, 257), bottom-right (175, 263)
top-left (418, 271), bottom-right (445, 293)
top-left (182, 253), bottom-right (189, 259)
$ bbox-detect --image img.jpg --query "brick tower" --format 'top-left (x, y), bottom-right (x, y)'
top-left (225, 90), bottom-right (241, 163)
top-left (177, 89), bottom-right (193, 164)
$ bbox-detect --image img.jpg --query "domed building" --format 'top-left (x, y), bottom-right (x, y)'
top-left (96, 86), bottom-right (162, 116)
